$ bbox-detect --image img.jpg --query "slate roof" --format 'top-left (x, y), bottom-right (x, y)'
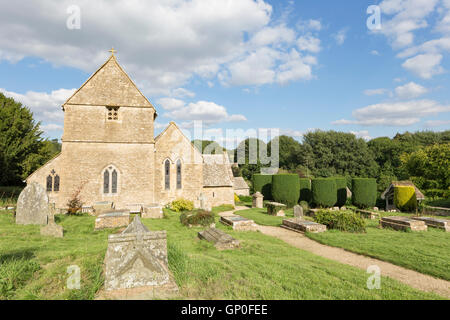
top-left (203, 154), bottom-right (234, 187)
top-left (63, 54), bottom-right (156, 112)
top-left (233, 177), bottom-right (249, 190)
top-left (381, 181), bottom-right (425, 200)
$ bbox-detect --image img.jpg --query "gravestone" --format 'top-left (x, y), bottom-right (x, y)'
top-left (95, 210), bottom-right (130, 230)
top-left (380, 216), bottom-right (427, 231)
top-left (198, 228), bottom-right (240, 250)
top-left (103, 216), bottom-right (174, 292)
top-left (412, 217), bottom-right (449, 231)
top-left (16, 182), bottom-right (50, 225)
top-left (220, 215), bottom-right (257, 231)
top-left (142, 204), bottom-right (163, 219)
top-left (293, 205), bottom-right (303, 219)
top-left (282, 218), bottom-right (327, 233)
top-left (125, 203), bottom-right (143, 214)
top-left (40, 214), bottom-right (64, 238)
top-left (252, 192), bottom-right (264, 209)
top-left (266, 202), bottom-right (286, 216)
top-left (93, 201), bottom-right (114, 215)
top-left (198, 193), bottom-right (210, 211)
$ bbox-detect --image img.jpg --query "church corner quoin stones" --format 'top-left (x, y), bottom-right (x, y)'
top-left (25, 53), bottom-right (235, 211)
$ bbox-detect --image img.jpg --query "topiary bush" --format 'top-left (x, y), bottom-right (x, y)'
top-left (314, 210), bottom-right (366, 233)
top-left (352, 178), bottom-right (377, 209)
top-left (271, 174), bottom-right (300, 207)
top-left (394, 186), bottom-right (417, 212)
top-left (252, 174), bottom-right (273, 200)
top-left (170, 198), bottom-right (194, 212)
top-left (335, 177), bottom-right (347, 207)
top-left (299, 178), bottom-right (312, 203)
top-left (311, 178), bottom-right (337, 208)
top-left (180, 210), bottom-right (215, 227)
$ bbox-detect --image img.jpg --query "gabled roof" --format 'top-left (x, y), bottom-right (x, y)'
top-left (203, 153), bottom-right (234, 187)
top-left (62, 54), bottom-right (156, 113)
top-left (233, 177), bottom-right (249, 190)
top-left (381, 181), bottom-right (425, 200)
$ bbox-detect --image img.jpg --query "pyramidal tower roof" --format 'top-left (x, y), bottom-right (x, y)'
top-left (63, 51), bottom-right (155, 111)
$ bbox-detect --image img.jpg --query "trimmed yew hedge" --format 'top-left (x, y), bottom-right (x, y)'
top-left (352, 178), bottom-right (377, 209)
top-left (272, 174), bottom-right (300, 207)
top-left (335, 177), bottom-right (348, 207)
top-left (312, 178), bottom-right (337, 208)
top-left (394, 186), bottom-right (417, 212)
top-left (299, 178), bottom-right (312, 203)
top-left (252, 174), bottom-right (273, 200)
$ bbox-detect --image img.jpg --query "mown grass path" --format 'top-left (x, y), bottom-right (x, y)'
top-left (225, 207), bottom-right (450, 299)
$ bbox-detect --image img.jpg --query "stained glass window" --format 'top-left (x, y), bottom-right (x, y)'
top-left (46, 175), bottom-right (53, 192)
top-left (165, 160), bottom-right (170, 190)
top-left (176, 160), bottom-right (182, 189)
top-left (112, 170), bottom-right (118, 194)
top-left (104, 170), bottom-right (110, 194)
top-left (54, 175), bottom-right (60, 192)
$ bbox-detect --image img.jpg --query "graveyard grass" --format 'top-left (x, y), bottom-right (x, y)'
top-left (0, 208), bottom-right (445, 300)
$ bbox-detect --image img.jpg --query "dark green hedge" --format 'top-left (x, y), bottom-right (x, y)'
top-left (352, 178), bottom-right (377, 209)
top-left (299, 178), bottom-right (312, 203)
top-left (314, 210), bottom-right (366, 233)
top-left (312, 178), bottom-right (337, 208)
top-left (272, 174), bottom-right (300, 207)
top-left (252, 174), bottom-right (273, 200)
top-left (335, 177), bottom-right (347, 207)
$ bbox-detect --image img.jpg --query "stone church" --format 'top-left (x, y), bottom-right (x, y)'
top-left (26, 52), bottom-right (235, 210)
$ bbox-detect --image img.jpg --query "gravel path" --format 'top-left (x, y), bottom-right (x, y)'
top-left (225, 207), bottom-right (450, 298)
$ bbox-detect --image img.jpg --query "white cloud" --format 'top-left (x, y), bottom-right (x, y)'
top-left (333, 28), bottom-right (348, 45)
top-left (424, 119), bottom-right (450, 127)
top-left (297, 19), bottom-right (322, 32)
top-left (394, 81), bottom-right (428, 99)
top-left (364, 88), bottom-right (390, 96)
top-left (297, 36), bottom-right (321, 53)
top-left (157, 97), bottom-right (186, 110)
top-left (171, 88), bottom-right (195, 99)
top-left (333, 99), bottom-right (450, 126)
top-left (402, 53), bottom-right (444, 78)
top-left (164, 100), bottom-right (247, 125)
top-left (350, 130), bottom-right (372, 141)
top-left (0, 0), bottom-right (321, 94)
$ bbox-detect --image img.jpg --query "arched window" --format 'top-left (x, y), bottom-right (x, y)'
top-left (54, 175), bottom-right (60, 192)
top-left (164, 160), bottom-right (170, 190)
top-left (176, 160), bottom-right (182, 189)
top-left (46, 175), bottom-right (53, 192)
top-left (103, 166), bottom-right (119, 195)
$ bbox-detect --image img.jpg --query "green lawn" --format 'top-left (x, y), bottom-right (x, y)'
top-left (0, 209), bottom-right (444, 300)
top-left (307, 216), bottom-right (450, 281)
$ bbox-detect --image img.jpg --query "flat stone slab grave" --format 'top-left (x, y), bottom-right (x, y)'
top-left (220, 215), bottom-right (257, 231)
top-left (281, 218), bottom-right (327, 233)
top-left (380, 216), bottom-right (427, 232)
top-left (95, 210), bottom-right (130, 230)
top-left (198, 228), bottom-right (240, 250)
top-left (265, 202), bottom-right (286, 216)
top-left (356, 209), bottom-right (380, 220)
top-left (412, 217), bottom-right (449, 231)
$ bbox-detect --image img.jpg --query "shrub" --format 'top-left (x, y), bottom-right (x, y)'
top-left (252, 174), bottom-right (273, 200)
top-left (234, 193), bottom-right (240, 203)
top-left (180, 210), bottom-right (215, 227)
top-left (299, 178), bottom-right (312, 203)
top-left (352, 178), bottom-right (377, 209)
top-left (66, 182), bottom-right (86, 215)
top-left (238, 195), bottom-right (252, 203)
top-left (311, 178), bottom-right (337, 208)
top-left (170, 199), bottom-right (194, 212)
top-left (272, 174), bottom-right (300, 207)
top-left (335, 177), bottom-right (347, 207)
top-left (314, 210), bottom-right (366, 233)
top-left (394, 186), bottom-right (417, 212)
top-left (424, 189), bottom-right (447, 199)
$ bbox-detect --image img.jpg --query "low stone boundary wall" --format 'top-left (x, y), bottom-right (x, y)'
top-left (423, 206), bottom-right (450, 217)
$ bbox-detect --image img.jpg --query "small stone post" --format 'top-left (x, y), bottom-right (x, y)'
top-left (252, 192), bottom-right (264, 209)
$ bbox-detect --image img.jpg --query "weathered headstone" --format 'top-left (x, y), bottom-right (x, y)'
top-left (142, 204), bottom-right (163, 219)
top-left (380, 216), bottom-right (427, 231)
top-left (198, 228), bottom-right (240, 250)
top-left (198, 193), bottom-right (208, 211)
top-left (103, 216), bottom-right (174, 291)
top-left (412, 217), bottom-right (449, 231)
top-left (282, 218), bottom-right (327, 233)
top-left (16, 182), bottom-right (50, 225)
top-left (95, 210), bottom-right (130, 230)
top-left (293, 205), bottom-right (303, 219)
top-left (220, 215), bottom-right (257, 231)
top-left (252, 192), bottom-right (264, 209)
top-left (40, 214), bottom-right (64, 238)
top-left (125, 203), bottom-right (143, 214)
top-left (93, 201), bottom-right (114, 215)
top-left (266, 202), bottom-right (286, 216)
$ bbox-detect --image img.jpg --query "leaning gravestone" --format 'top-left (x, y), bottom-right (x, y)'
top-left (198, 228), bottom-right (240, 250)
top-left (40, 214), bottom-right (64, 238)
top-left (293, 205), bottom-right (303, 219)
top-left (16, 182), bottom-right (50, 225)
top-left (103, 216), bottom-right (174, 291)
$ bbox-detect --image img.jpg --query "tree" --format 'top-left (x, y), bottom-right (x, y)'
top-left (0, 92), bottom-right (57, 185)
top-left (192, 140), bottom-right (225, 154)
top-left (267, 135), bottom-right (302, 170)
top-left (233, 138), bottom-right (268, 181)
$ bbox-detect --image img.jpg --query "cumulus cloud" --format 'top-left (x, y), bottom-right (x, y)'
top-left (394, 82), bottom-right (428, 99)
top-left (157, 97), bottom-right (186, 110)
top-left (297, 36), bottom-right (321, 53)
top-left (333, 99), bottom-right (450, 126)
top-left (350, 130), bottom-right (372, 141)
top-left (401, 53), bottom-right (444, 78)
top-left (333, 28), bottom-right (348, 45)
top-left (0, 0), bottom-right (321, 95)
top-left (424, 119), bottom-right (450, 127)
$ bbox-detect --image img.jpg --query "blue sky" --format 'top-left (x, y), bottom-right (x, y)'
top-left (0, 0), bottom-right (449, 147)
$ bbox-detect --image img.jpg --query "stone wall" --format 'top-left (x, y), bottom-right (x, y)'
top-left (203, 186), bottom-right (235, 208)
